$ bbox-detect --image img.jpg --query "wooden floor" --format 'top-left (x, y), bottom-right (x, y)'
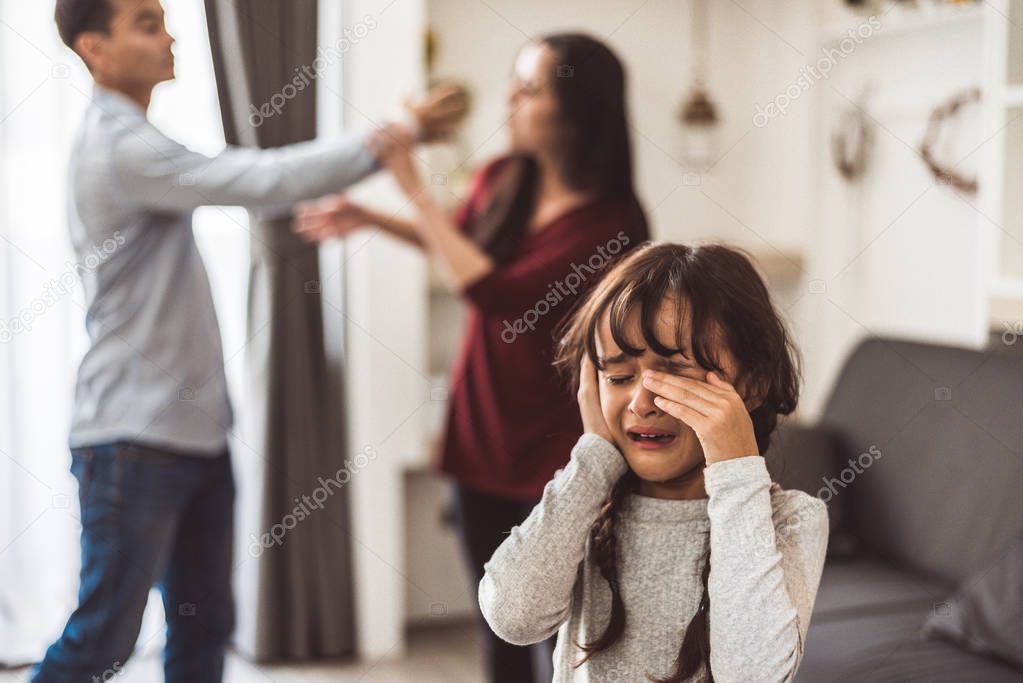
top-left (0, 621), bottom-right (483, 683)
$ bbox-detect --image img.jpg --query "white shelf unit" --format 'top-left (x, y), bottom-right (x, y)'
top-left (981, 0), bottom-right (1023, 332)
top-left (1006, 85), bottom-right (1023, 107)
top-left (821, 3), bottom-right (984, 46)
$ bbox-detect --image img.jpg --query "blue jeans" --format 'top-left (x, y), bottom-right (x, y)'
top-left (31, 442), bottom-right (236, 683)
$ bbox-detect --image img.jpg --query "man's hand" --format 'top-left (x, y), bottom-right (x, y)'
top-left (369, 124), bottom-right (423, 197)
top-left (293, 194), bottom-right (371, 242)
top-left (405, 83), bottom-right (469, 143)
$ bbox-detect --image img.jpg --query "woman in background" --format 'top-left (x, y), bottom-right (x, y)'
top-left (295, 33), bottom-right (648, 683)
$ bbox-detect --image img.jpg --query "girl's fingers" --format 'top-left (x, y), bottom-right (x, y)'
top-left (654, 391), bottom-right (712, 418)
top-left (642, 374), bottom-right (720, 409)
top-left (578, 356), bottom-right (614, 443)
top-left (652, 397), bottom-right (707, 428)
top-left (580, 356), bottom-right (598, 393)
top-left (644, 370), bottom-right (732, 399)
top-left (705, 371), bottom-right (736, 391)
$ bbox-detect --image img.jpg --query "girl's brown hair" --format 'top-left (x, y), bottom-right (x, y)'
top-left (553, 241), bottom-right (801, 682)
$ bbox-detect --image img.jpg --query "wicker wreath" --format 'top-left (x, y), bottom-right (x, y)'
top-left (919, 87), bottom-right (981, 194)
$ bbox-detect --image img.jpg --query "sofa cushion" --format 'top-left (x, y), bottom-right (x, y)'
top-left (812, 557), bottom-right (951, 624)
top-left (922, 537), bottom-right (1023, 669)
top-left (798, 609), bottom-right (1023, 682)
top-left (819, 338), bottom-right (1023, 583)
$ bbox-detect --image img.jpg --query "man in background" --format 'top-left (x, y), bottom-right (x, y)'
top-left (32, 1), bottom-right (463, 681)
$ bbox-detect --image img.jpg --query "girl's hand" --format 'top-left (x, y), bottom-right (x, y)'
top-left (641, 370), bottom-right (759, 465)
top-left (369, 124), bottom-right (423, 197)
top-left (578, 357), bottom-right (615, 445)
top-left (293, 194), bottom-right (371, 243)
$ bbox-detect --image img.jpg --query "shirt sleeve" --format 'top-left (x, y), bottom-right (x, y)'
top-left (108, 121), bottom-right (380, 213)
top-left (478, 433), bottom-right (628, 646)
top-left (703, 455), bottom-right (829, 683)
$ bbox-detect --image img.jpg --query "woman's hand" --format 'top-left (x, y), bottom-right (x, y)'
top-left (641, 370), bottom-right (759, 465)
top-left (369, 124), bottom-right (424, 197)
top-left (406, 83), bottom-right (469, 142)
top-left (578, 357), bottom-right (615, 445)
top-left (293, 194), bottom-right (371, 243)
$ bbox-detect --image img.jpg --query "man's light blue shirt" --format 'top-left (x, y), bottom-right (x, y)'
top-left (67, 85), bottom-right (377, 454)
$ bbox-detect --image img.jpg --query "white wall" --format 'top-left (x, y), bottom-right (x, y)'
top-left (805, 5), bottom-right (990, 413)
top-left (337, 0), bottom-right (430, 661)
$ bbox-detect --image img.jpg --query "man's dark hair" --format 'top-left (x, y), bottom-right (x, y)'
top-left (55, 0), bottom-right (114, 51)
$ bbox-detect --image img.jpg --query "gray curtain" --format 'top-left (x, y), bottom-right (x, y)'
top-left (204, 0), bottom-right (355, 660)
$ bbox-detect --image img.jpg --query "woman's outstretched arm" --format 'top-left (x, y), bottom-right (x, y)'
top-left (293, 195), bottom-right (425, 249)
top-left (368, 127), bottom-right (496, 289)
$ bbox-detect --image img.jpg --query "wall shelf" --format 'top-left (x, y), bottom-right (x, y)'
top-left (821, 4), bottom-right (983, 46)
top-left (984, 1), bottom-right (1023, 336)
top-left (989, 277), bottom-right (1023, 329)
top-left (1005, 85), bottom-right (1023, 108)
top-left (750, 250), bottom-right (805, 289)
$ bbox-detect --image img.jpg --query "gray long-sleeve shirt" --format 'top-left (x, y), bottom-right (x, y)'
top-left (67, 85), bottom-right (379, 454)
top-left (479, 433), bottom-right (829, 682)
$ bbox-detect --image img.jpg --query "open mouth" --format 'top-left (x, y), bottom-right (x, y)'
top-left (626, 426), bottom-right (678, 447)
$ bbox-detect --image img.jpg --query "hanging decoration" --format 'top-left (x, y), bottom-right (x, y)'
top-left (677, 0), bottom-right (720, 169)
top-left (831, 87), bottom-right (875, 181)
top-left (919, 86), bottom-right (981, 194)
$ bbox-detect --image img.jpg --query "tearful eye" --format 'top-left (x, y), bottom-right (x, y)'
top-left (604, 375), bottom-right (632, 386)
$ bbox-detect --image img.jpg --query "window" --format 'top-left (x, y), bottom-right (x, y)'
top-left (0, 0), bottom-right (247, 661)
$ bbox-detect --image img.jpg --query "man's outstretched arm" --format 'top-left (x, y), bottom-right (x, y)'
top-left (109, 124), bottom-right (383, 213)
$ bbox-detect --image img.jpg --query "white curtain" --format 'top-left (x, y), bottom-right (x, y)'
top-left (0, 0), bottom-right (248, 665)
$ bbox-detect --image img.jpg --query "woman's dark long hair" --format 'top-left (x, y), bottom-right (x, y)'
top-left (473, 32), bottom-right (646, 263)
top-left (553, 242), bottom-right (802, 681)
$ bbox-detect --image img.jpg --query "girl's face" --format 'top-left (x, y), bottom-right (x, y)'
top-left (595, 299), bottom-right (744, 499)
top-left (505, 43), bottom-right (561, 156)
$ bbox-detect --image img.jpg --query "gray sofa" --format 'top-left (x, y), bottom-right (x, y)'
top-left (766, 337), bottom-right (1023, 682)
